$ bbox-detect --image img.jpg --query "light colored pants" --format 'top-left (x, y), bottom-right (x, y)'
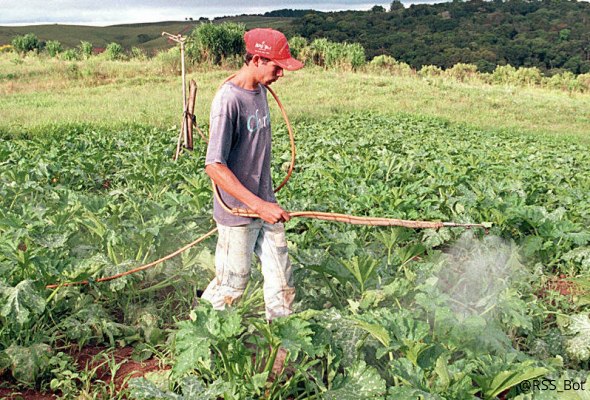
top-left (201, 219), bottom-right (295, 320)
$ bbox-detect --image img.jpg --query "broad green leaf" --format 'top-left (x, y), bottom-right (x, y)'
top-left (0, 280), bottom-right (45, 324)
top-left (521, 235), bottom-right (543, 259)
top-left (128, 377), bottom-right (180, 400)
top-left (562, 247), bottom-right (590, 270)
top-left (473, 359), bottom-right (548, 400)
top-left (416, 343), bottom-right (447, 370)
top-left (395, 243), bottom-right (426, 265)
top-left (486, 365), bottom-right (548, 399)
top-left (403, 340), bottom-right (432, 367)
top-left (422, 228), bottom-right (452, 249)
top-left (251, 372), bottom-right (269, 392)
top-left (172, 376), bottom-right (234, 400)
top-left (349, 316), bottom-right (391, 347)
top-left (173, 320), bottom-right (212, 376)
top-left (5, 343), bottom-right (52, 386)
top-left (36, 233), bottom-right (69, 249)
top-left (324, 360), bottom-right (386, 399)
top-left (276, 316), bottom-right (316, 359)
top-left (306, 260), bottom-right (354, 286)
top-left (563, 314), bottom-right (590, 361)
top-left (219, 308), bottom-right (244, 339)
top-left (179, 376), bottom-right (206, 399)
top-left (434, 355), bottom-right (451, 391)
top-left (390, 358), bottom-right (428, 390)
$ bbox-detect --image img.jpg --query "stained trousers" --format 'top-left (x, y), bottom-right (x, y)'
top-left (201, 219), bottom-right (295, 320)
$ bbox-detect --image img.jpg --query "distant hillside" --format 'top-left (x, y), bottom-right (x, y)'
top-left (0, 16), bottom-right (292, 54)
top-left (0, 21), bottom-right (195, 54)
top-left (285, 0), bottom-right (590, 74)
top-left (2, 1), bottom-right (589, 74)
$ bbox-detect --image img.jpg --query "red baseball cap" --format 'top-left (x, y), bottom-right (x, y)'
top-left (244, 28), bottom-right (304, 71)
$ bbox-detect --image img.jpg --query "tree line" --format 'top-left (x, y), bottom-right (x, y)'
top-left (277, 0), bottom-right (590, 74)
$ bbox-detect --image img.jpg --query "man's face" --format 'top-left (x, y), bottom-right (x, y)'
top-left (258, 58), bottom-right (284, 85)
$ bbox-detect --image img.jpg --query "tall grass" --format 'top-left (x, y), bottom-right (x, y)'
top-left (302, 38), bottom-right (365, 71)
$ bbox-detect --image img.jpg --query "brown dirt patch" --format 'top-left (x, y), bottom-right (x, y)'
top-left (0, 345), bottom-right (167, 399)
top-left (539, 275), bottom-right (580, 298)
top-left (70, 345), bottom-right (166, 389)
top-left (0, 387), bottom-right (56, 400)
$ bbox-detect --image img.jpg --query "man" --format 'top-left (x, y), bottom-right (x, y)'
top-left (201, 28), bottom-right (304, 321)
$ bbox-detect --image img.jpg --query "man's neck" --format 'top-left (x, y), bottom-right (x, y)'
top-left (230, 67), bottom-right (260, 90)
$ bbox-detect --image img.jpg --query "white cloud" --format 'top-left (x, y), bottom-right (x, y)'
top-left (0, 0), bottom-right (393, 25)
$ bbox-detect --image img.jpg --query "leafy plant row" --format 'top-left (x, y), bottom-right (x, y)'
top-left (0, 113), bottom-right (589, 398)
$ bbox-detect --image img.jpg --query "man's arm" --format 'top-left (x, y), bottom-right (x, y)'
top-left (206, 163), bottom-right (291, 224)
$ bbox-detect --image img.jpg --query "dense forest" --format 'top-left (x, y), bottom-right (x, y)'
top-left (271, 0), bottom-right (590, 74)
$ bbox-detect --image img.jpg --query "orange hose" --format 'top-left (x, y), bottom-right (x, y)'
top-left (45, 228), bottom-right (218, 289)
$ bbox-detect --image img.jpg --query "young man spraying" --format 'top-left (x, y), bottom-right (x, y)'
top-left (201, 28), bottom-right (304, 321)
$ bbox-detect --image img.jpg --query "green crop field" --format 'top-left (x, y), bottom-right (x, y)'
top-left (1, 53), bottom-right (589, 399)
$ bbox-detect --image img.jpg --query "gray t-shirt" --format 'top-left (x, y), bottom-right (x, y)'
top-left (205, 81), bottom-right (276, 226)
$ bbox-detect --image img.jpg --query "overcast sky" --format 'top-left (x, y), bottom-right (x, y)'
top-left (0, 0), bottom-right (439, 26)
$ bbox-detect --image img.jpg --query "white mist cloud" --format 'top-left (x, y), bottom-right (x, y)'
top-left (436, 232), bottom-right (523, 319)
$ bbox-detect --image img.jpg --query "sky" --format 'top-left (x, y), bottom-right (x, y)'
top-left (0, 0), bottom-right (441, 26)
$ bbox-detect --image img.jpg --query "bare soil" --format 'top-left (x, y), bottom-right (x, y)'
top-left (0, 345), bottom-right (167, 399)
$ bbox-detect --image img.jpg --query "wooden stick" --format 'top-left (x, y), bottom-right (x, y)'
top-left (185, 79), bottom-right (197, 150)
top-left (173, 122), bottom-right (183, 160)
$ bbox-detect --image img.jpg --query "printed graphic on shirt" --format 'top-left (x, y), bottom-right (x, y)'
top-left (247, 109), bottom-right (269, 134)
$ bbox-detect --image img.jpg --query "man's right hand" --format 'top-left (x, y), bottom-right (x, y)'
top-left (253, 200), bottom-right (291, 224)
top-left (205, 163), bottom-right (291, 224)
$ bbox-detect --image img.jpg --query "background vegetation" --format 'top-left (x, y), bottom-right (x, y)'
top-left (2, 0), bottom-right (589, 74)
top-left (284, 0), bottom-right (590, 74)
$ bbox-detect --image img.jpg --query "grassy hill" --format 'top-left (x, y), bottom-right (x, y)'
top-left (0, 16), bottom-right (292, 54)
top-left (1, 53), bottom-right (588, 142)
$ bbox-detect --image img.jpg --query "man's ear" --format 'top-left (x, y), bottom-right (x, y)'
top-left (251, 54), bottom-right (261, 67)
